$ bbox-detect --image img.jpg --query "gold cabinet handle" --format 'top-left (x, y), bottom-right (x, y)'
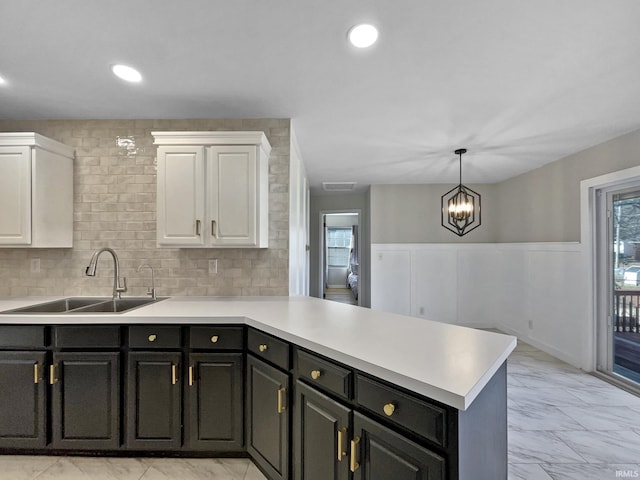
top-left (337, 427), bottom-right (347, 462)
top-left (211, 220), bottom-right (217, 238)
top-left (196, 219), bottom-right (201, 236)
top-left (49, 364), bottom-right (58, 385)
top-left (277, 386), bottom-right (286, 414)
top-left (148, 334), bottom-right (157, 342)
top-left (34, 363), bottom-right (39, 384)
top-left (210, 335), bottom-right (219, 343)
top-left (311, 369), bottom-right (322, 380)
top-left (383, 403), bottom-right (396, 416)
top-left (188, 365), bottom-right (194, 387)
top-left (258, 344), bottom-right (268, 352)
top-left (172, 364), bottom-right (178, 385)
top-left (350, 436), bottom-right (360, 472)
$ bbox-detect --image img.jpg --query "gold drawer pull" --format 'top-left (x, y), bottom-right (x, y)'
top-left (259, 344), bottom-right (268, 352)
top-left (350, 436), bottom-right (360, 472)
top-left (34, 363), bottom-right (39, 384)
top-left (311, 370), bottom-right (322, 380)
top-left (171, 364), bottom-right (178, 385)
top-left (148, 334), bottom-right (157, 342)
top-left (277, 386), bottom-right (286, 414)
top-left (337, 427), bottom-right (347, 461)
top-left (211, 220), bottom-right (217, 238)
top-left (383, 403), bottom-right (396, 416)
top-left (210, 335), bottom-right (219, 343)
top-left (49, 364), bottom-right (58, 385)
top-left (188, 365), bottom-right (194, 386)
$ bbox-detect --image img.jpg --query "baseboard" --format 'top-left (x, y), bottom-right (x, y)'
top-left (496, 323), bottom-right (584, 370)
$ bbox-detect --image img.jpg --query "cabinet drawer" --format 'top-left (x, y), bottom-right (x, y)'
top-left (189, 326), bottom-right (243, 350)
top-left (356, 374), bottom-right (447, 448)
top-left (295, 349), bottom-right (352, 400)
top-left (128, 326), bottom-right (181, 349)
top-left (0, 325), bottom-right (46, 348)
top-left (247, 328), bottom-right (289, 370)
top-left (53, 326), bottom-right (120, 348)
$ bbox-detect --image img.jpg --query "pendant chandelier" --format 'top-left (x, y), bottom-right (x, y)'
top-left (441, 148), bottom-right (481, 236)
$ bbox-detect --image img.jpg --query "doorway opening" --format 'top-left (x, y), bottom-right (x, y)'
top-left (596, 182), bottom-right (640, 388)
top-left (320, 211), bottom-right (361, 306)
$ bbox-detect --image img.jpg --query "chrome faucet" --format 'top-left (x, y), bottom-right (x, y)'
top-left (85, 247), bottom-right (127, 299)
top-left (137, 263), bottom-right (157, 300)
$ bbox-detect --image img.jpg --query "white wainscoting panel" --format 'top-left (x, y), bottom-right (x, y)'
top-left (370, 249), bottom-right (411, 315)
top-left (371, 243), bottom-right (588, 369)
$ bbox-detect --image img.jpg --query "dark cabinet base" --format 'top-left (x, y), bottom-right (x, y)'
top-left (246, 354), bottom-right (290, 480)
top-left (0, 351), bottom-right (46, 449)
top-left (51, 352), bottom-right (120, 450)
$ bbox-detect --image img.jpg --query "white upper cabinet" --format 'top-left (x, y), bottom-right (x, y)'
top-left (153, 132), bottom-right (271, 248)
top-left (0, 133), bottom-right (74, 248)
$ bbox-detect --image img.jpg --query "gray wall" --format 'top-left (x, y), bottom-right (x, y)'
top-left (370, 128), bottom-right (640, 244)
top-left (496, 128), bottom-right (640, 242)
top-left (370, 184), bottom-right (498, 243)
top-left (309, 192), bottom-right (370, 307)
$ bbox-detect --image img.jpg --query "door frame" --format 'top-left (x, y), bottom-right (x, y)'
top-left (582, 164), bottom-right (640, 393)
top-left (318, 209), bottom-right (362, 306)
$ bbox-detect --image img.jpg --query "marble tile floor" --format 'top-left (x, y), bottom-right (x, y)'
top-left (508, 339), bottom-right (640, 480)
top-left (0, 457), bottom-right (267, 480)
top-left (2, 338), bottom-right (640, 480)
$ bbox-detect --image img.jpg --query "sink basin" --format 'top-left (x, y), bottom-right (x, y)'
top-left (72, 298), bottom-right (159, 313)
top-left (1, 297), bottom-right (165, 314)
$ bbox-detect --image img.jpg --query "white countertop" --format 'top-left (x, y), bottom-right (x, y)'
top-left (0, 295), bottom-right (516, 410)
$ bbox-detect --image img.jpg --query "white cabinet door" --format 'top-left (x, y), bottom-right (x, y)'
top-left (207, 145), bottom-right (257, 247)
top-left (0, 146), bottom-right (31, 245)
top-left (157, 146), bottom-right (206, 246)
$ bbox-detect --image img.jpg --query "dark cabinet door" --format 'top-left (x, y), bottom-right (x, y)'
top-left (0, 351), bottom-right (46, 449)
top-left (352, 412), bottom-right (446, 480)
top-left (186, 352), bottom-right (243, 451)
top-left (294, 380), bottom-right (351, 480)
top-left (246, 354), bottom-right (290, 480)
top-left (51, 352), bottom-right (120, 450)
top-left (126, 351), bottom-right (182, 450)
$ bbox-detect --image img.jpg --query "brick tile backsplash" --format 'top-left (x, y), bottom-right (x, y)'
top-left (0, 119), bottom-right (290, 297)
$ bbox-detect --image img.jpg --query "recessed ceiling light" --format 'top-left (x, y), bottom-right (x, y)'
top-left (111, 64), bottom-right (142, 83)
top-left (348, 24), bottom-right (379, 48)
top-left (0, 74), bottom-right (6, 85)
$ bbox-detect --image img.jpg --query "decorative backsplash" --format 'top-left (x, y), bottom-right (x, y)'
top-left (0, 119), bottom-right (291, 297)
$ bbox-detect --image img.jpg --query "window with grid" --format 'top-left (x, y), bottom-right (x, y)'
top-left (327, 227), bottom-right (352, 267)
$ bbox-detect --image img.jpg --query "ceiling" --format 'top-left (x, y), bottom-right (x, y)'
top-left (1, 1), bottom-right (640, 194)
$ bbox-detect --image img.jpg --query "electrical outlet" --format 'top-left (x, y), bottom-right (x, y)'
top-left (30, 258), bottom-right (40, 273)
top-left (528, 320), bottom-right (533, 329)
top-left (209, 259), bottom-right (218, 274)
top-left (419, 307), bottom-right (425, 315)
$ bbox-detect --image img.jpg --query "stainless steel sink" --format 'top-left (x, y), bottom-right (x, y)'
top-left (1, 297), bottom-right (165, 314)
top-left (72, 298), bottom-right (159, 313)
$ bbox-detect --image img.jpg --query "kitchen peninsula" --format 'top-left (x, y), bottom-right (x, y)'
top-left (0, 295), bottom-right (516, 480)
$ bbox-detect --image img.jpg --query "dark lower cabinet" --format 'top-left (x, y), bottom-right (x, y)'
top-left (127, 351), bottom-right (182, 449)
top-left (51, 352), bottom-right (120, 449)
top-left (186, 352), bottom-right (243, 451)
top-left (0, 351), bottom-right (46, 449)
top-left (247, 354), bottom-right (290, 480)
top-left (352, 411), bottom-right (445, 480)
top-left (294, 380), bottom-right (350, 480)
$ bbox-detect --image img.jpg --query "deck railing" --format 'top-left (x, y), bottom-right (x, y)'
top-left (615, 289), bottom-right (640, 333)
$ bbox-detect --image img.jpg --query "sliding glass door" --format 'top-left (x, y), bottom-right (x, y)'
top-left (599, 186), bottom-right (640, 385)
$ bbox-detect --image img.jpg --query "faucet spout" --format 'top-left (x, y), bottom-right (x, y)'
top-left (137, 264), bottom-right (157, 300)
top-left (85, 247), bottom-right (127, 300)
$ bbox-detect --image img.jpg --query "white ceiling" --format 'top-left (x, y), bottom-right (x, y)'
top-left (1, 1), bottom-right (640, 193)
